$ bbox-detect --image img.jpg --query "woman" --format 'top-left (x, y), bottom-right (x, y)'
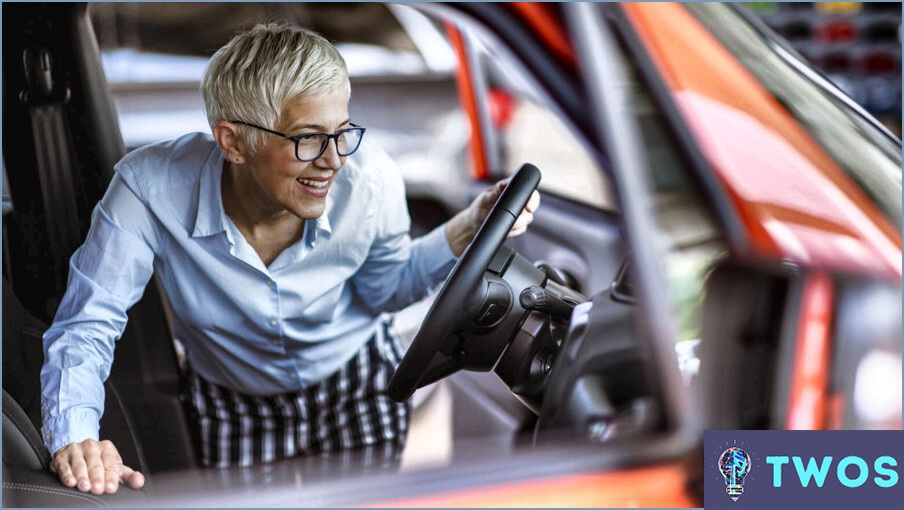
top-left (41, 23), bottom-right (538, 494)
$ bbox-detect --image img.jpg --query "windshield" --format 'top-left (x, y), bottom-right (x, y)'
top-left (685, 3), bottom-right (903, 231)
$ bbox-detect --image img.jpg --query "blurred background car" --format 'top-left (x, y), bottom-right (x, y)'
top-left (3, 2), bottom-right (901, 507)
top-left (750, 1), bottom-right (901, 135)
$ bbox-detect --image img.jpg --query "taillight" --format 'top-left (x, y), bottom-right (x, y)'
top-left (857, 50), bottom-right (899, 75)
top-left (487, 88), bottom-right (515, 130)
top-left (852, 349), bottom-right (903, 428)
top-left (820, 51), bottom-right (852, 73)
top-left (814, 19), bottom-right (858, 43)
top-left (832, 278), bottom-right (902, 429)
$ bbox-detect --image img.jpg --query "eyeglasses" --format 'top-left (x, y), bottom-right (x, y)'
top-left (229, 120), bottom-right (366, 162)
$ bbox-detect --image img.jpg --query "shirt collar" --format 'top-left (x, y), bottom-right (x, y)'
top-left (312, 191), bottom-right (333, 242)
top-left (192, 147), bottom-right (334, 242)
top-left (191, 148), bottom-right (229, 238)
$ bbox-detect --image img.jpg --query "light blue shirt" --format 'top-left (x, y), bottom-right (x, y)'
top-left (40, 132), bottom-right (457, 455)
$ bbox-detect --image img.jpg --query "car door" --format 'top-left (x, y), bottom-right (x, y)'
top-left (404, 4), bottom-right (630, 445)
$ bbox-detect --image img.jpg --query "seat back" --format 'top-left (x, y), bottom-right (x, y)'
top-left (2, 276), bottom-right (149, 474)
top-left (2, 389), bottom-right (50, 471)
top-left (2, 2), bottom-right (198, 476)
top-left (2, 278), bottom-right (47, 433)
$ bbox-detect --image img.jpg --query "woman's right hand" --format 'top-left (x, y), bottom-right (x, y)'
top-left (50, 439), bottom-right (145, 494)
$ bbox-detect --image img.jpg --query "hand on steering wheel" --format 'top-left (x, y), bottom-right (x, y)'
top-left (388, 164), bottom-right (541, 402)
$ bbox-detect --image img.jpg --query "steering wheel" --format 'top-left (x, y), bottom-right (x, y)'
top-left (388, 164), bottom-right (541, 402)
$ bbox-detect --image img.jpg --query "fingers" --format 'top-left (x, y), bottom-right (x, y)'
top-left (493, 181), bottom-right (539, 211)
top-left (473, 179), bottom-right (539, 239)
top-left (84, 442), bottom-right (107, 494)
top-left (51, 439), bottom-right (144, 495)
top-left (506, 190), bottom-right (539, 237)
top-left (121, 466), bottom-right (146, 490)
top-left (66, 445), bottom-right (93, 492)
top-left (52, 455), bottom-right (78, 488)
top-left (100, 442), bottom-right (124, 494)
top-left (483, 179), bottom-right (507, 203)
top-left (507, 210), bottom-right (534, 238)
top-left (525, 190), bottom-right (540, 213)
top-left (506, 226), bottom-right (528, 238)
top-left (485, 180), bottom-right (507, 206)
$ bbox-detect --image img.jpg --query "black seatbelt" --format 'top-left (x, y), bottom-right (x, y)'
top-left (20, 47), bottom-right (83, 308)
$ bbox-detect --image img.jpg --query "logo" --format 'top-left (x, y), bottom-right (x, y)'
top-left (704, 431), bottom-right (903, 509)
top-left (718, 447), bottom-right (751, 501)
top-left (710, 440), bottom-right (761, 503)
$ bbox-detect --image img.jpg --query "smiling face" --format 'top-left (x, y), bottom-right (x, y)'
top-left (239, 87), bottom-right (351, 221)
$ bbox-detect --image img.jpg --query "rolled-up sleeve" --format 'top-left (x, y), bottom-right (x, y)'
top-left (40, 173), bottom-right (159, 455)
top-left (351, 162), bottom-right (456, 315)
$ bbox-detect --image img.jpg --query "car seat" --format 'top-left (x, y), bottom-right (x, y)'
top-left (2, 277), bottom-right (151, 505)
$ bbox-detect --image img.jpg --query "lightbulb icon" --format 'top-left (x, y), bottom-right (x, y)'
top-left (718, 447), bottom-right (751, 501)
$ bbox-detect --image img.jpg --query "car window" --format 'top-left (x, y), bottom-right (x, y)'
top-left (615, 27), bottom-right (729, 343)
top-left (444, 6), bottom-right (728, 343)
top-left (686, 3), bottom-right (903, 231)
top-left (438, 14), bottom-right (614, 210)
top-left (89, 2), bottom-right (469, 208)
top-left (500, 96), bottom-right (616, 210)
top-left (468, 34), bottom-right (616, 210)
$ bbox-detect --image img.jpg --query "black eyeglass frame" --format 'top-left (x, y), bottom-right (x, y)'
top-left (229, 120), bottom-right (366, 162)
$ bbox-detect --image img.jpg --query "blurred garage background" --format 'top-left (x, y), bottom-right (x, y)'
top-left (91, 2), bottom-right (901, 145)
top-left (749, 1), bottom-right (901, 135)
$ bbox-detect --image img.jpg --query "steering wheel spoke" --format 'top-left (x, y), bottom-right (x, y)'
top-left (388, 164), bottom-right (543, 402)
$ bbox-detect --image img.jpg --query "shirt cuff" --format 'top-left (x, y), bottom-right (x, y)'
top-left (421, 221), bottom-right (458, 265)
top-left (41, 408), bottom-right (101, 456)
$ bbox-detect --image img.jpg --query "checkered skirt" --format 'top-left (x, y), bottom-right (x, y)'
top-left (183, 323), bottom-right (411, 467)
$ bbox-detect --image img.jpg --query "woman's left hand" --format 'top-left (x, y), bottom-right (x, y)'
top-left (444, 178), bottom-right (541, 257)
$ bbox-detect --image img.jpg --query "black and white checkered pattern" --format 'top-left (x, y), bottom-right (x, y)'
top-left (184, 322), bottom-right (411, 468)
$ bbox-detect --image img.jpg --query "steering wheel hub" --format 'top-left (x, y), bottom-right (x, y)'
top-left (388, 164), bottom-right (543, 402)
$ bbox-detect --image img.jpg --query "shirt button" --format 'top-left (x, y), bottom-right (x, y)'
top-left (44, 433), bottom-right (51, 441)
top-left (269, 319), bottom-right (278, 327)
top-left (266, 280), bottom-right (274, 287)
top-left (288, 373), bottom-right (297, 380)
top-left (271, 340), bottom-right (280, 347)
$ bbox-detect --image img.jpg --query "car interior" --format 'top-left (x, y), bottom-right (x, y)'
top-left (0, 3), bottom-right (720, 505)
top-left (3, 3), bottom-right (201, 505)
top-left (4, 2), bottom-right (899, 507)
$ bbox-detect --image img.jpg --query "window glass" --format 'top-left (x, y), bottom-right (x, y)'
top-left (686, 3), bottom-right (902, 230)
top-left (617, 32), bottom-right (728, 343)
top-left (501, 99), bottom-right (616, 210)
top-left (464, 29), bottom-right (616, 210)
top-left (460, 6), bottom-right (728, 343)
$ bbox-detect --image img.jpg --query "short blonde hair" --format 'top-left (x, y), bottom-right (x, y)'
top-left (201, 23), bottom-right (349, 155)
